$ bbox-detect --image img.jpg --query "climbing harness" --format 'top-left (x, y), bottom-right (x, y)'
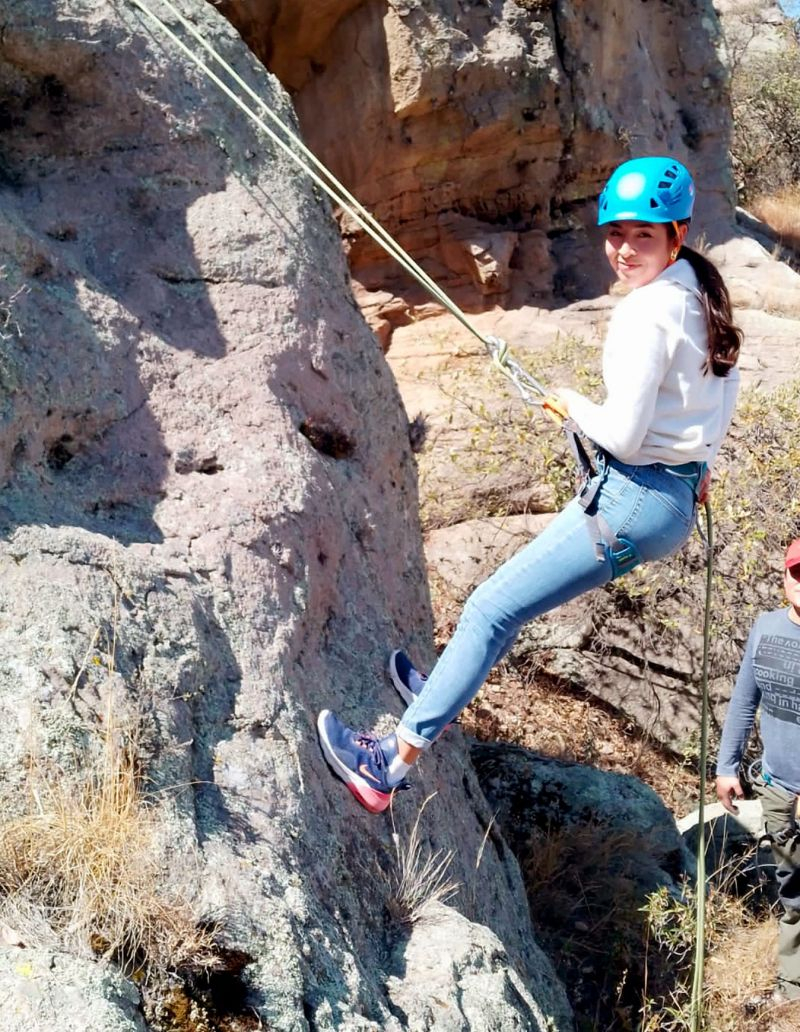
top-left (484, 333), bottom-right (644, 573)
top-left (123, 6), bottom-right (716, 1025)
top-left (487, 331), bottom-right (705, 574)
top-left (749, 766), bottom-right (800, 851)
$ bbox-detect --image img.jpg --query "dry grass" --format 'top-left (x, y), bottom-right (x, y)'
top-left (0, 588), bottom-right (216, 981)
top-left (638, 839), bottom-right (792, 1032)
top-left (750, 186), bottom-right (800, 254)
top-left (0, 272), bottom-right (28, 342)
top-left (705, 918), bottom-right (779, 1029)
top-left (518, 823), bottom-right (785, 1031)
top-left (0, 693), bottom-right (216, 979)
top-left (521, 821), bottom-right (664, 1030)
top-left (385, 793), bottom-right (459, 925)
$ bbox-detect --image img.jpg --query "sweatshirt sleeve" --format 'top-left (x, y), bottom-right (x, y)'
top-left (715, 620), bottom-right (762, 778)
top-left (558, 291), bottom-right (671, 460)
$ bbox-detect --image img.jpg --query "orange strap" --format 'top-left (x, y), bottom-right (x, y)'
top-left (542, 395), bottom-right (569, 426)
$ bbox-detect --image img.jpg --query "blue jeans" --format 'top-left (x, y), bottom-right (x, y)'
top-left (398, 457), bottom-right (699, 748)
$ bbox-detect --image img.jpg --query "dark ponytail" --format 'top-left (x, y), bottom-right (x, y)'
top-left (671, 234), bottom-right (742, 377)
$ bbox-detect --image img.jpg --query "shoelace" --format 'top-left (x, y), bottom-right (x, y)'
top-left (354, 731), bottom-right (412, 792)
top-left (354, 731), bottom-right (384, 768)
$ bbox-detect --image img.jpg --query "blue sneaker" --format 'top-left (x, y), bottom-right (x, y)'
top-left (388, 649), bottom-right (428, 705)
top-left (388, 650), bottom-right (454, 734)
top-left (317, 710), bottom-right (408, 814)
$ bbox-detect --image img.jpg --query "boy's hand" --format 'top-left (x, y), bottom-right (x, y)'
top-left (715, 775), bottom-right (744, 815)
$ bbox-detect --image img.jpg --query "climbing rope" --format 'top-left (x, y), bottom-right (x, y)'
top-left (125, 4), bottom-right (715, 1021)
top-left (690, 499), bottom-right (714, 1032)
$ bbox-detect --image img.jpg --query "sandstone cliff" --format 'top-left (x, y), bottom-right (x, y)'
top-left (220, 0), bottom-right (736, 342)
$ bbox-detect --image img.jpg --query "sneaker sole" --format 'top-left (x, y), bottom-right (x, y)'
top-left (316, 711), bottom-right (392, 815)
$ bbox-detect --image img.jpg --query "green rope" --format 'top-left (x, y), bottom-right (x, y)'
top-left (690, 499), bottom-right (714, 1032)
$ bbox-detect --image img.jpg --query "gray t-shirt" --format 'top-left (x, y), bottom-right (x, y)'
top-left (716, 607), bottom-right (800, 794)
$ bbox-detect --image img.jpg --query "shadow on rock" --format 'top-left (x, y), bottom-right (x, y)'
top-left (472, 739), bottom-right (693, 1030)
top-left (0, 0), bottom-right (239, 544)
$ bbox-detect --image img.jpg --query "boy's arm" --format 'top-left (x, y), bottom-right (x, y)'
top-left (715, 620), bottom-right (762, 813)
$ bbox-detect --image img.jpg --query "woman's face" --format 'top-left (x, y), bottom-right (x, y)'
top-left (604, 220), bottom-right (673, 289)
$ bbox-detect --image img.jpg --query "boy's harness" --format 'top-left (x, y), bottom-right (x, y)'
top-left (755, 767), bottom-right (800, 850)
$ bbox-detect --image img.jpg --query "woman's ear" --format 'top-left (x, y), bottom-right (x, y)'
top-left (669, 222), bottom-right (689, 263)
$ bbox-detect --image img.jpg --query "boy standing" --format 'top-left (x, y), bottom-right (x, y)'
top-left (716, 538), bottom-right (800, 1002)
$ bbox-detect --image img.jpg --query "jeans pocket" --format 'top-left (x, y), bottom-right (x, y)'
top-left (598, 466), bottom-right (636, 506)
top-left (648, 485), bottom-right (694, 528)
top-left (630, 468), bottom-right (695, 527)
top-left (613, 476), bottom-right (694, 565)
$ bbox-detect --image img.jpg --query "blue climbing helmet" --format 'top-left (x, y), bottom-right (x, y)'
top-left (597, 156), bottom-right (695, 225)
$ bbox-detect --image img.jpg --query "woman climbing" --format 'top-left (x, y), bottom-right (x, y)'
top-left (317, 155), bottom-right (743, 813)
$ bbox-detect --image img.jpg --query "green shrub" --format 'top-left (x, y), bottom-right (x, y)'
top-left (731, 42), bottom-right (800, 202)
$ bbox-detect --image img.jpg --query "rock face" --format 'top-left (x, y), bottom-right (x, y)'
top-left (0, 949), bottom-right (147, 1032)
top-left (713, 0), bottom-right (792, 61)
top-left (0, 1), bottom-right (573, 1029)
top-left (2, 0), bottom-right (792, 1027)
top-left (385, 904), bottom-right (561, 1032)
top-left (219, 0), bottom-right (735, 339)
top-left (473, 742), bottom-right (693, 896)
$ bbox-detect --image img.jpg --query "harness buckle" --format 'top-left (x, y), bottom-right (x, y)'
top-left (609, 538), bottom-right (639, 576)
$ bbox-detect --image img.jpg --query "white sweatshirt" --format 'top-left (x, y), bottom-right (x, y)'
top-left (561, 259), bottom-right (739, 467)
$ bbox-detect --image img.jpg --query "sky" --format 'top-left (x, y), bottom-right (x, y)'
top-left (778, 0), bottom-right (800, 18)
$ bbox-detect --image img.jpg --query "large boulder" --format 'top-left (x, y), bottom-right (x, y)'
top-left (472, 742), bottom-right (692, 896)
top-left (0, 1), bottom-right (572, 1029)
top-left (385, 904), bottom-right (561, 1032)
top-left (471, 742), bottom-right (695, 1028)
top-left (0, 949), bottom-right (147, 1032)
